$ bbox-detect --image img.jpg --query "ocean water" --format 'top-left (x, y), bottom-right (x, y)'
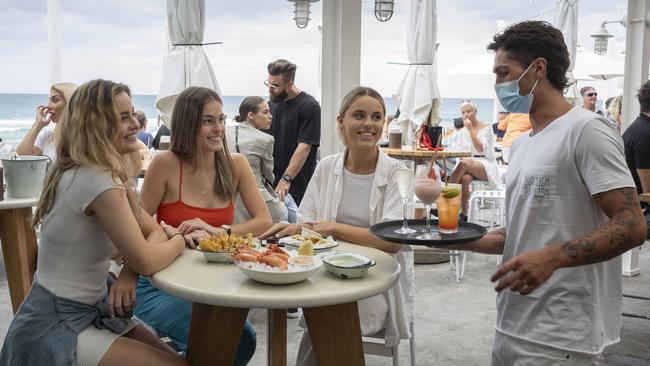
top-left (0, 94), bottom-right (493, 148)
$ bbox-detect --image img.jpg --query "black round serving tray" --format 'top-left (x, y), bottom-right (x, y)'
top-left (370, 219), bottom-right (487, 246)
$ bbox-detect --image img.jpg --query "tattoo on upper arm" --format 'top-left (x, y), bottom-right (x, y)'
top-left (561, 187), bottom-right (642, 265)
top-left (493, 240), bottom-right (505, 252)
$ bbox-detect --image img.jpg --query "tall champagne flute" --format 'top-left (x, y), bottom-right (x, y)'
top-left (414, 164), bottom-right (442, 240)
top-left (393, 160), bottom-right (416, 234)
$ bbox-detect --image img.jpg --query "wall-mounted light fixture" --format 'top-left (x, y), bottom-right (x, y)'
top-left (287, 0), bottom-right (319, 29)
top-left (589, 14), bottom-right (650, 55)
top-left (590, 21), bottom-right (619, 55)
top-left (374, 0), bottom-right (394, 22)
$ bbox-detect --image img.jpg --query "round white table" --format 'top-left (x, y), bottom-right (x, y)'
top-left (0, 197), bottom-right (39, 313)
top-left (150, 242), bottom-right (400, 366)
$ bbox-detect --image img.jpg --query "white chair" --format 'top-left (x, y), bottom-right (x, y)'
top-left (470, 179), bottom-right (497, 191)
top-left (448, 177), bottom-right (501, 282)
top-left (468, 189), bottom-right (506, 229)
top-left (448, 249), bottom-right (466, 283)
top-left (363, 322), bottom-right (416, 366)
top-left (449, 185), bottom-right (507, 282)
top-left (468, 188), bottom-right (506, 268)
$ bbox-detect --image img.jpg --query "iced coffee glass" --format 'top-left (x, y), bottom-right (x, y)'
top-left (414, 164), bottom-right (442, 240)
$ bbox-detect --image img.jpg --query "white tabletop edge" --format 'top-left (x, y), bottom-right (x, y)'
top-left (0, 197), bottom-right (39, 209)
top-left (150, 243), bottom-right (401, 309)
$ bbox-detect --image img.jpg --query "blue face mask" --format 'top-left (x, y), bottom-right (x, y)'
top-left (494, 61), bottom-right (539, 113)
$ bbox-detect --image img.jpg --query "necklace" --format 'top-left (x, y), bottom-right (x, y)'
top-left (195, 171), bottom-right (208, 195)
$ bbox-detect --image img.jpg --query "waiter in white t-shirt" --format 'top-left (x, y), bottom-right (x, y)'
top-left (441, 21), bottom-right (647, 365)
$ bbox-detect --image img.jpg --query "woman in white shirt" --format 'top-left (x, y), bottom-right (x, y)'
top-left (0, 79), bottom-right (186, 366)
top-left (260, 86), bottom-right (414, 366)
top-left (449, 100), bottom-right (498, 219)
top-left (16, 82), bottom-right (77, 162)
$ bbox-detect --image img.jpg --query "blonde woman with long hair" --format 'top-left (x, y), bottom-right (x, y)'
top-left (260, 86), bottom-right (414, 366)
top-left (16, 82), bottom-right (77, 161)
top-left (0, 79), bottom-right (186, 366)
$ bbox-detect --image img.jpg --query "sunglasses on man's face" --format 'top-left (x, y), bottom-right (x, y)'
top-left (264, 80), bottom-right (282, 92)
top-left (585, 92), bottom-right (597, 97)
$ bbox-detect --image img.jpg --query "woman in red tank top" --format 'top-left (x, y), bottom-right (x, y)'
top-left (140, 88), bottom-right (272, 243)
top-left (135, 87), bottom-right (272, 365)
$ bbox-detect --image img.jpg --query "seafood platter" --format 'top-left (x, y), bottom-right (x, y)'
top-left (232, 244), bottom-right (322, 285)
top-left (197, 232), bottom-right (322, 284)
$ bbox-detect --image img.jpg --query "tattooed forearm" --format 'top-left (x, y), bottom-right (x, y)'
top-left (559, 187), bottom-right (645, 267)
top-left (462, 226), bottom-right (507, 254)
top-left (493, 240), bottom-right (506, 252)
top-left (491, 227), bottom-right (507, 252)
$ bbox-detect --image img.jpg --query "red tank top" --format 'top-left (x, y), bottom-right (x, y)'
top-left (156, 156), bottom-right (234, 228)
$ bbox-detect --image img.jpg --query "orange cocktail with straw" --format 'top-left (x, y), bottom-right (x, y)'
top-left (437, 183), bottom-right (462, 234)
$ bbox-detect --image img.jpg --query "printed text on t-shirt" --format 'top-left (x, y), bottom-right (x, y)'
top-left (522, 175), bottom-right (551, 197)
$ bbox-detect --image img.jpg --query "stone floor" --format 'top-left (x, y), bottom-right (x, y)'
top-left (1, 244), bottom-right (649, 365)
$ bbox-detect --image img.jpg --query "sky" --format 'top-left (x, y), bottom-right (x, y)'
top-left (0, 0), bottom-right (629, 97)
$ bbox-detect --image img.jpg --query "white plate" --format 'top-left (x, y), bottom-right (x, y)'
top-left (278, 236), bottom-right (339, 252)
top-left (301, 227), bottom-right (322, 239)
top-left (277, 237), bottom-right (304, 246)
top-left (237, 257), bottom-right (322, 285)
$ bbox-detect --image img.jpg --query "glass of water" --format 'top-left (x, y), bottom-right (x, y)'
top-left (393, 160), bottom-right (416, 234)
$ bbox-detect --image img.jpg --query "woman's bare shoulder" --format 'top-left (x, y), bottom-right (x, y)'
top-left (147, 151), bottom-right (179, 175)
top-left (230, 152), bottom-right (249, 167)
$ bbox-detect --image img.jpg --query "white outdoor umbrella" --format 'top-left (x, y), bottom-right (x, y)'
top-left (392, 0), bottom-right (440, 145)
top-left (444, 52), bottom-right (493, 76)
top-left (554, 0), bottom-right (579, 100)
top-left (441, 51), bottom-right (594, 103)
top-left (440, 52), bottom-right (497, 99)
top-left (156, 0), bottom-right (221, 128)
top-left (574, 46), bottom-right (624, 80)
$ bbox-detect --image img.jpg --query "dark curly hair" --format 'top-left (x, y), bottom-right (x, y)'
top-left (638, 80), bottom-right (650, 113)
top-left (487, 21), bottom-right (570, 92)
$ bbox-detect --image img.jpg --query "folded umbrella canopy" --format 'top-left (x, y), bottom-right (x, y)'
top-left (156, 0), bottom-right (221, 128)
top-left (554, 0), bottom-right (580, 100)
top-left (392, 0), bottom-right (441, 146)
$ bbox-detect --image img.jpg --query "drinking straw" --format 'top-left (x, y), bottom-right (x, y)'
top-left (443, 158), bottom-right (448, 186)
top-left (428, 150), bottom-right (438, 178)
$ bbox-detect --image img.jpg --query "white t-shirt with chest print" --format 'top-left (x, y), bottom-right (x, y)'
top-left (499, 106), bottom-right (635, 354)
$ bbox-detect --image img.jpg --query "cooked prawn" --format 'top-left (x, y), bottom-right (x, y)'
top-left (259, 255), bottom-right (288, 270)
top-left (267, 252), bottom-right (289, 261)
top-left (232, 253), bottom-right (260, 262)
top-left (236, 246), bottom-right (262, 257)
top-left (267, 244), bottom-right (288, 255)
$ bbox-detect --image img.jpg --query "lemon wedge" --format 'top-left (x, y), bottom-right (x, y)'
top-left (298, 240), bottom-right (315, 256)
top-left (441, 188), bottom-right (461, 199)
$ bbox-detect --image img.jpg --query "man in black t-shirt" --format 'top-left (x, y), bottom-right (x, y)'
top-left (152, 115), bottom-right (171, 150)
top-left (622, 79), bottom-right (650, 237)
top-left (265, 59), bottom-right (321, 206)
